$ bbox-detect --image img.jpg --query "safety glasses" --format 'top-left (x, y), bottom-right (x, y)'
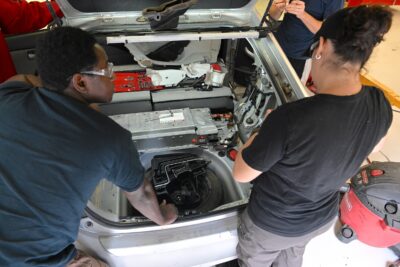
top-left (80, 62), bottom-right (114, 79)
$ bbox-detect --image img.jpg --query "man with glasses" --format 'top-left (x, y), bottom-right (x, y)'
top-left (0, 26), bottom-right (178, 267)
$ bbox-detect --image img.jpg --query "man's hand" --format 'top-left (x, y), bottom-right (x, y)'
top-left (124, 179), bottom-right (178, 226)
top-left (285, 0), bottom-right (322, 33)
top-left (285, 0), bottom-right (306, 19)
top-left (269, 0), bottom-right (289, 20)
top-left (160, 200), bottom-right (178, 225)
top-left (274, 0), bottom-right (288, 13)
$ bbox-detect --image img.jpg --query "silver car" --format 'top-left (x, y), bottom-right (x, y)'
top-left (7, 0), bottom-right (307, 266)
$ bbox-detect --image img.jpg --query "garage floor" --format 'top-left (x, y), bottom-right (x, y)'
top-left (217, 217), bottom-right (398, 267)
top-left (303, 219), bottom-right (398, 267)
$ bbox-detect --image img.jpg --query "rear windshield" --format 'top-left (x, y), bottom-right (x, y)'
top-left (66, 0), bottom-right (251, 13)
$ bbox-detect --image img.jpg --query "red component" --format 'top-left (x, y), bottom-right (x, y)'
top-left (211, 63), bottom-right (222, 72)
top-left (113, 72), bottom-right (163, 92)
top-left (192, 136), bottom-right (208, 144)
top-left (211, 113), bottom-right (233, 120)
top-left (228, 149), bottom-right (238, 161)
top-left (197, 136), bottom-right (207, 144)
top-left (340, 189), bottom-right (400, 247)
top-left (370, 169), bottom-right (384, 177)
top-left (305, 75), bottom-right (317, 94)
top-left (0, 0), bottom-right (63, 83)
top-left (361, 169), bottom-right (369, 184)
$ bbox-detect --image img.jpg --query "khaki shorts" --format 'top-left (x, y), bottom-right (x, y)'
top-left (67, 250), bottom-right (109, 267)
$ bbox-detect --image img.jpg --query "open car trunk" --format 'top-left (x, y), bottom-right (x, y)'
top-left (86, 37), bottom-right (281, 225)
top-left (74, 36), bottom-right (303, 266)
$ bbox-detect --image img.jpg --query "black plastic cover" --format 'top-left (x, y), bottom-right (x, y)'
top-left (65, 0), bottom-right (251, 13)
top-left (351, 161), bottom-right (400, 228)
top-left (143, 0), bottom-right (197, 30)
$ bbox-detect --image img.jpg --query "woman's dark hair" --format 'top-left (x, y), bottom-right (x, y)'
top-left (332, 5), bottom-right (392, 68)
top-left (36, 27), bottom-right (98, 91)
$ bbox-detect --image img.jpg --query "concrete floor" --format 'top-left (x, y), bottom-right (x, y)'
top-left (303, 219), bottom-right (398, 267)
top-left (218, 218), bottom-right (399, 267)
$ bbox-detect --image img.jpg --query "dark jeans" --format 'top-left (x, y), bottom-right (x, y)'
top-left (288, 57), bottom-right (306, 78)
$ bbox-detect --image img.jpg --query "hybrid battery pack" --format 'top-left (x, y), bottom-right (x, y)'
top-left (110, 108), bottom-right (218, 152)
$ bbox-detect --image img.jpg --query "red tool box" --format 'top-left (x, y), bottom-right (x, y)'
top-left (337, 162), bottom-right (400, 247)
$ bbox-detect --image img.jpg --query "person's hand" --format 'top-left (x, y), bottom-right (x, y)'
top-left (285, 0), bottom-right (306, 19)
top-left (160, 200), bottom-right (178, 225)
top-left (273, 0), bottom-right (288, 13)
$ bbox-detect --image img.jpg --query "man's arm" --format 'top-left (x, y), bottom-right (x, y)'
top-left (123, 178), bottom-right (178, 225)
top-left (285, 0), bottom-right (322, 33)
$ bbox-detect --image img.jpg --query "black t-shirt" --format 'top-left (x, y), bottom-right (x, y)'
top-left (242, 86), bottom-right (392, 236)
top-left (0, 81), bottom-right (144, 266)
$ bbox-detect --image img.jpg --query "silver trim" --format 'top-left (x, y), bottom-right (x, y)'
top-left (107, 30), bottom-right (262, 44)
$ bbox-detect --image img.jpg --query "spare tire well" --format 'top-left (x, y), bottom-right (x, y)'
top-left (149, 153), bottom-right (224, 215)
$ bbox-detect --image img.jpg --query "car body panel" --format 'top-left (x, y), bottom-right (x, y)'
top-left (78, 211), bottom-right (239, 267)
top-left (56, 0), bottom-right (255, 31)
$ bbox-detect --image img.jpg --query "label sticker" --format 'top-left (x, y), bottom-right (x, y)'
top-left (159, 112), bottom-right (184, 123)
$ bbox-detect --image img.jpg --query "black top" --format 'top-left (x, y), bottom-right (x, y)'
top-left (0, 81), bottom-right (144, 266)
top-left (242, 86), bottom-right (392, 236)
